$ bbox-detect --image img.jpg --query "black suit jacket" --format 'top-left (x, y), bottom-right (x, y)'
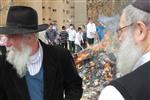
top-left (0, 40), bottom-right (83, 100)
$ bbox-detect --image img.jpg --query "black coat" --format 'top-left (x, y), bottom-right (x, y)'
top-left (0, 41), bottom-right (83, 100)
top-left (0, 46), bottom-right (6, 56)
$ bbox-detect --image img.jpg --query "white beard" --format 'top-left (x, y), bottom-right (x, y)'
top-left (6, 44), bottom-right (31, 77)
top-left (116, 32), bottom-right (142, 76)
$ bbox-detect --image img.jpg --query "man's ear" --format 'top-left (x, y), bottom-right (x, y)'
top-left (136, 21), bottom-right (148, 41)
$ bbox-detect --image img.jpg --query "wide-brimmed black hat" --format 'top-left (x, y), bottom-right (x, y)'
top-left (0, 6), bottom-right (48, 34)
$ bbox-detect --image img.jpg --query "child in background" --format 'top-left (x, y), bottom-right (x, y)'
top-left (59, 26), bottom-right (68, 49)
top-left (75, 27), bottom-right (84, 53)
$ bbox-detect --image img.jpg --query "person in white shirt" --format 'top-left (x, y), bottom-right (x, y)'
top-left (99, 0), bottom-right (150, 100)
top-left (86, 18), bottom-right (96, 45)
top-left (75, 27), bottom-right (83, 53)
top-left (67, 24), bottom-right (76, 53)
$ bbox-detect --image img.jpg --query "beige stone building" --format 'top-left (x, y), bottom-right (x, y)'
top-left (0, 0), bottom-right (87, 31)
top-left (74, 0), bottom-right (87, 28)
top-left (87, 0), bottom-right (132, 22)
top-left (0, 0), bottom-right (11, 26)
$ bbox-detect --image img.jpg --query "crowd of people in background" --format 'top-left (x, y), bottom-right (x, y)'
top-left (45, 17), bottom-right (105, 53)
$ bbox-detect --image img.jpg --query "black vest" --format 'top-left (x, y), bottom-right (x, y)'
top-left (110, 61), bottom-right (150, 100)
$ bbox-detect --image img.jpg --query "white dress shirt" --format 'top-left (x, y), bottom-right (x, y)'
top-left (86, 22), bottom-right (96, 39)
top-left (98, 51), bottom-right (150, 100)
top-left (98, 85), bottom-right (125, 100)
top-left (75, 32), bottom-right (83, 46)
top-left (67, 29), bottom-right (76, 41)
top-left (27, 43), bottom-right (43, 76)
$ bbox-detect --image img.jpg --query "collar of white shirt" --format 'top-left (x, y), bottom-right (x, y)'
top-left (27, 42), bottom-right (43, 76)
top-left (133, 51), bottom-right (150, 71)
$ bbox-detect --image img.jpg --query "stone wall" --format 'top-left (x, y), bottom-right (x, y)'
top-left (87, 0), bottom-right (133, 22)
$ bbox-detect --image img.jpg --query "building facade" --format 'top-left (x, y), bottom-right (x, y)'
top-left (87, 0), bottom-right (133, 22)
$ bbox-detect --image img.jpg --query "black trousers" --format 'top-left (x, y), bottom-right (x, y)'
top-left (87, 38), bottom-right (94, 45)
top-left (61, 43), bottom-right (68, 49)
top-left (69, 41), bottom-right (75, 53)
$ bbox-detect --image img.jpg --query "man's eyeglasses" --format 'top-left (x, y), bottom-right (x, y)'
top-left (116, 23), bottom-right (134, 37)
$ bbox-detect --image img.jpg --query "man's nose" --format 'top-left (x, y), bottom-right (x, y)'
top-left (5, 40), bottom-right (12, 47)
top-left (118, 33), bottom-right (125, 43)
top-left (118, 36), bottom-right (123, 42)
top-left (5, 42), bottom-right (11, 47)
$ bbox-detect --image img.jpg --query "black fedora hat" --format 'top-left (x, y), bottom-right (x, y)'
top-left (0, 6), bottom-right (48, 34)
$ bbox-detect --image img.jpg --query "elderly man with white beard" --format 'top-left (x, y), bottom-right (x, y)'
top-left (98, 0), bottom-right (150, 100)
top-left (0, 6), bottom-right (82, 100)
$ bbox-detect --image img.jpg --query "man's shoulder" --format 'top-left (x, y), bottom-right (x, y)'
top-left (0, 55), bottom-right (6, 66)
top-left (40, 40), bottom-right (71, 58)
top-left (51, 45), bottom-right (68, 53)
top-left (125, 61), bottom-right (150, 79)
top-left (117, 61), bottom-right (150, 79)
top-left (42, 42), bottom-right (70, 56)
top-left (0, 55), bottom-right (11, 70)
top-left (110, 61), bottom-right (150, 89)
top-left (53, 46), bottom-right (71, 57)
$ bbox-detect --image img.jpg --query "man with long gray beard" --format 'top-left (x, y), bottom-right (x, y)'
top-left (98, 0), bottom-right (150, 100)
top-left (0, 6), bottom-right (82, 100)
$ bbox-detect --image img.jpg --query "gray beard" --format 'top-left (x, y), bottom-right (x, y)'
top-left (6, 44), bottom-right (31, 77)
top-left (116, 33), bottom-right (142, 76)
